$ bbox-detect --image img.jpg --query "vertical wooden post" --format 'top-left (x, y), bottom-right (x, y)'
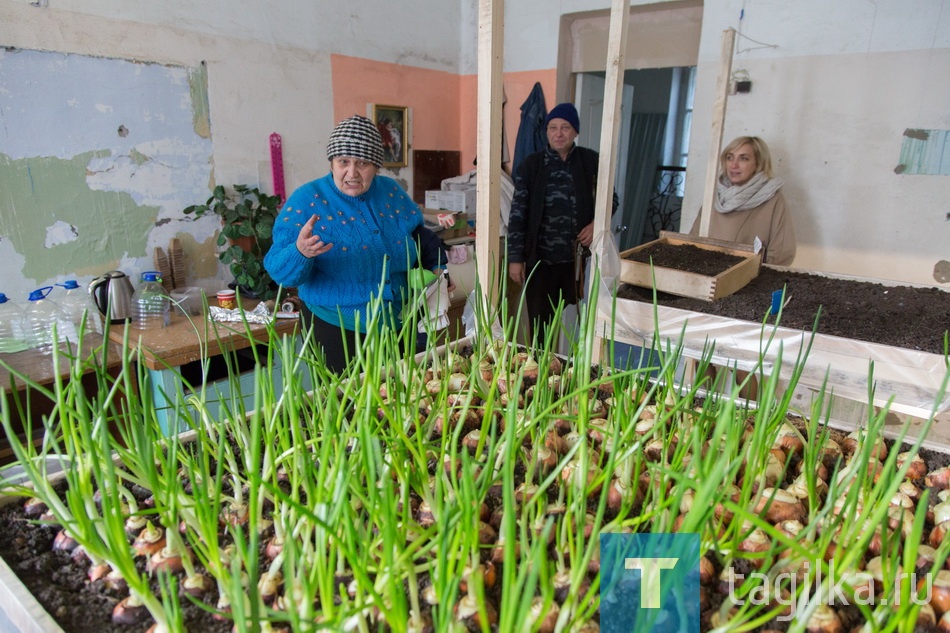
top-left (589, 0), bottom-right (630, 363)
top-left (698, 28), bottom-right (736, 237)
top-left (475, 0), bottom-right (504, 311)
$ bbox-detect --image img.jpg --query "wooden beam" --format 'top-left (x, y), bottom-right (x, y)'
top-left (589, 0), bottom-right (630, 363)
top-left (698, 28), bottom-right (736, 237)
top-left (475, 0), bottom-right (504, 311)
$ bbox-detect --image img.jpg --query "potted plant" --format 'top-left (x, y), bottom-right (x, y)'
top-left (184, 184), bottom-right (280, 300)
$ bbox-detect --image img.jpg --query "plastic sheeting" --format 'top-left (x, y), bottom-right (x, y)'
top-left (591, 229), bottom-right (950, 421)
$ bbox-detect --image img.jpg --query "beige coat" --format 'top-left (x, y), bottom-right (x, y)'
top-left (689, 190), bottom-right (796, 266)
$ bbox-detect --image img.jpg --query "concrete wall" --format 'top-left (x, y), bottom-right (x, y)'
top-left (1, 0), bottom-right (947, 304)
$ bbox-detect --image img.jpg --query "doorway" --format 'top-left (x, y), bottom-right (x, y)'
top-left (577, 65), bottom-right (696, 253)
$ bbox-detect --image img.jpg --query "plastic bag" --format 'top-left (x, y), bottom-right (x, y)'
top-left (461, 289), bottom-right (505, 343)
top-left (407, 269), bottom-right (450, 333)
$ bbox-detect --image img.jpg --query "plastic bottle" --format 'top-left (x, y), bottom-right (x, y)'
top-left (24, 287), bottom-right (65, 355)
top-left (56, 280), bottom-right (103, 341)
top-left (0, 293), bottom-right (28, 353)
top-left (133, 271), bottom-right (170, 330)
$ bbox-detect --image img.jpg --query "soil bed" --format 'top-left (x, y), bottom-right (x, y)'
top-left (4, 338), bottom-right (950, 632)
top-left (2, 401), bottom-right (950, 633)
top-left (618, 244), bottom-right (950, 355)
top-left (0, 485), bottom-right (230, 633)
top-left (624, 242), bottom-right (747, 277)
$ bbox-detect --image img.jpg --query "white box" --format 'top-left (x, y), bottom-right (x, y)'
top-left (425, 189), bottom-right (476, 214)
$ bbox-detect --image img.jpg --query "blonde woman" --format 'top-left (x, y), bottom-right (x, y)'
top-left (690, 136), bottom-right (796, 266)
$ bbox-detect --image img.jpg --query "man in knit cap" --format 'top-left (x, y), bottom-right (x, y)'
top-left (265, 114), bottom-right (449, 371)
top-left (507, 102), bottom-right (618, 348)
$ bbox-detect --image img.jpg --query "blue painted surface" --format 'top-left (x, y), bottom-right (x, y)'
top-left (897, 129), bottom-right (950, 175)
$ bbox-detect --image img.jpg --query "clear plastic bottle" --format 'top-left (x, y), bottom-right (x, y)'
top-left (133, 271), bottom-right (170, 330)
top-left (0, 293), bottom-right (28, 353)
top-left (24, 287), bottom-right (65, 355)
top-left (56, 280), bottom-right (103, 341)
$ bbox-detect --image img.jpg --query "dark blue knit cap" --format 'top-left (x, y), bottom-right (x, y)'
top-left (545, 102), bottom-right (580, 133)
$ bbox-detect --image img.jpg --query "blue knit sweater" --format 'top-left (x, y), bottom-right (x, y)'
top-left (264, 173), bottom-right (425, 331)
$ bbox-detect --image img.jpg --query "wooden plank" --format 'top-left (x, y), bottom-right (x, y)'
top-left (474, 0), bottom-right (504, 312)
top-left (618, 233), bottom-right (761, 301)
top-left (107, 299), bottom-right (297, 371)
top-left (659, 230), bottom-right (755, 254)
top-left (697, 28), bottom-right (736, 238)
top-left (0, 540), bottom-right (65, 633)
top-left (713, 259), bottom-right (762, 298)
top-left (590, 0), bottom-right (630, 364)
top-left (0, 333), bottom-right (121, 394)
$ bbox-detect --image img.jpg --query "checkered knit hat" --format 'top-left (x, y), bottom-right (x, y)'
top-left (326, 115), bottom-right (385, 168)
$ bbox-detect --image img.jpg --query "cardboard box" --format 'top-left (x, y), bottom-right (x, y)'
top-left (425, 189), bottom-right (476, 214)
top-left (423, 208), bottom-right (473, 240)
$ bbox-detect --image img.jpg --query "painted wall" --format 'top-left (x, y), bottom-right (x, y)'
top-left (495, 0), bottom-right (950, 288)
top-left (684, 0), bottom-right (950, 286)
top-left (0, 0), bottom-right (463, 301)
top-left (0, 50), bottom-right (213, 289)
top-left (1, 0), bottom-right (947, 307)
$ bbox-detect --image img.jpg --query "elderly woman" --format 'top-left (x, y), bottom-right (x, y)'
top-left (690, 136), bottom-right (796, 266)
top-left (265, 114), bottom-right (448, 371)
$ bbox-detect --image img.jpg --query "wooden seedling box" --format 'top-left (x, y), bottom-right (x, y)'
top-left (619, 231), bottom-right (761, 301)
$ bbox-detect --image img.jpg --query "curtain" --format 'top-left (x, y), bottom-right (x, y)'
top-left (619, 112), bottom-right (667, 251)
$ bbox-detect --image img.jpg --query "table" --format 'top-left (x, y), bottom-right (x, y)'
top-left (0, 334), bottom-right (123, 464)
top-left (107, 300), bottom-right (299, 434)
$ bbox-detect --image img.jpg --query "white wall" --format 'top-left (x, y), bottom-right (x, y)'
top-left (1, 0), bottom-right (461, 190)
top-left (495, 0), bottom-right (950, 287)
top-left (0, 0), bottom-right (462, 298)
top-left (684, 0), bottom-right (950, 285)
top-left (13, 0), bottom-right (463, 72)
top-left (3, 0), bottom-right (948, 291)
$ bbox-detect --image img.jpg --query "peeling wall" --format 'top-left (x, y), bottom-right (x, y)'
top-left (0, 48), bottom-right (214, 300)
top-left (1, 0), bottom-right (947, 302)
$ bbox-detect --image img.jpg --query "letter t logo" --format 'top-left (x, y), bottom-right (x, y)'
top-left (625, 557), bottom-right (679, 608)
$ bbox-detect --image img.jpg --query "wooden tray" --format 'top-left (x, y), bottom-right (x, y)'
top-left (619, 231), bottom-right (761, 301)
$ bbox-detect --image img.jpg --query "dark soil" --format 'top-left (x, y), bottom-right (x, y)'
top-left (3, 421), bottom-right (950, 633)
top-left (0, 482), bottom-right (230, 633)
top-left (619, 243), bottom-right (950, 355)
top-left (624, 242), bottom-right (747, 277)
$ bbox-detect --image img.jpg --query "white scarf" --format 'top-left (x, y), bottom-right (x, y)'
top-left (714, 172), bottom-right (783, 213)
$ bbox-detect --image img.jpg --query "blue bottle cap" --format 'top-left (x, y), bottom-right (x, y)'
top-left (58, 280), bottom-right (81, 290)
top-left (28, 287), bottom-right (53, 301)
top-left (141, 271), bottom-right (162, 283)
top-left (0, 293), bottom-right (7, 304)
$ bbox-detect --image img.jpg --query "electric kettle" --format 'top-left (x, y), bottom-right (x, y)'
top-left (88, 270), bottom-right (134, 323)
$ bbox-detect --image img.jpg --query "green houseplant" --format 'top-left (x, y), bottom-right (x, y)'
top-left (184, 184), bottom-right (280, 300)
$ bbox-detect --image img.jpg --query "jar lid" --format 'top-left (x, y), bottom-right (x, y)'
top-left (217, 289), bottom-right (236, 297)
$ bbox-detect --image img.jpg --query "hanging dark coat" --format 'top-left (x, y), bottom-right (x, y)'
top-left (512, 82), bottom-right (547, 176)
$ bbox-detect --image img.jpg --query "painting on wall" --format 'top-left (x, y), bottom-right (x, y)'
top-left (371, 104), bottom-right (408, 167)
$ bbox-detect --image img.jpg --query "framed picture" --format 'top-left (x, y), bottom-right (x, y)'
top-left (371, 104), bottom-right (408, 167)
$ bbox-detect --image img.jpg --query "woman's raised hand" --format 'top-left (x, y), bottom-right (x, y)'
top-left (296, 215), bottom-right (334, 259)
